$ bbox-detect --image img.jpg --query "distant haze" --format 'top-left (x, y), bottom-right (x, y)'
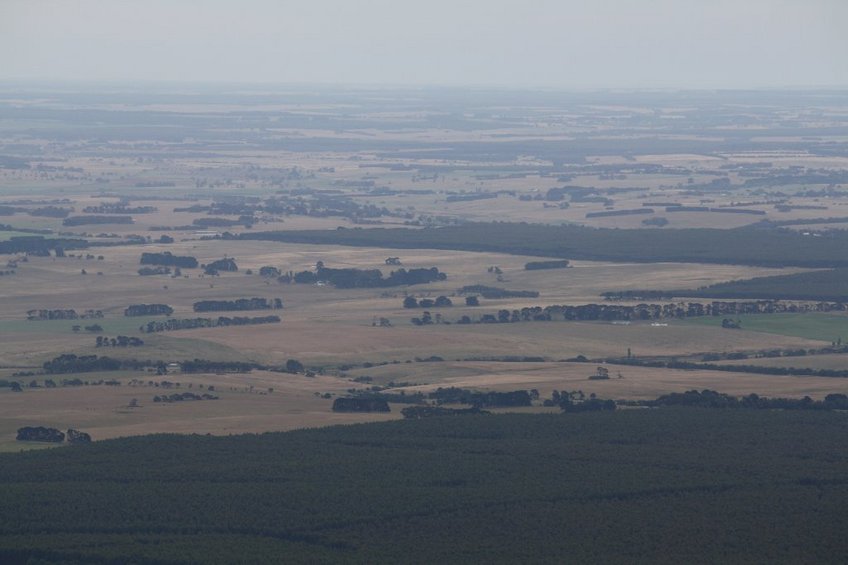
top-left (2, 0), bottom-right (846, 88)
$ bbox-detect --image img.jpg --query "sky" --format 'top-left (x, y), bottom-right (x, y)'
top-left (1, 0), bottom-right (846, 89)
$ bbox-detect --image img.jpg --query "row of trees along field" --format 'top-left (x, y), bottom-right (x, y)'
top-left (279, 265), bottom-right (446, 288)
top-left (408, 299), bottom-right (847, 325)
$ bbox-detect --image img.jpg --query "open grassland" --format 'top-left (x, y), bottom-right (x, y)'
top-left (683, 312), bottom-right (848, 342)
top-left (186, 318), bottom-right (824, 367)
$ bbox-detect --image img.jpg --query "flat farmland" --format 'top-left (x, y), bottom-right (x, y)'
top-left (370, 360), bottom-right (848, 401)
top-left (0, 370), bottom-right (397, 451)
top-left (3, 87), bottom-right (848, 444)
top-left (0, 238), bottom-right (810, 369)
top-left (683, 313), bottom-right (848, 342)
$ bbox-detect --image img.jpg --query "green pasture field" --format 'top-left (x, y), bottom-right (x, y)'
top-left (683, 312), bottom-right (848, 342)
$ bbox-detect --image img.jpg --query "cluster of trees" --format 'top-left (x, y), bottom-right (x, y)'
top-left (95, 336), bottom-right (144, 347)
top-left (403, 296), bottom-right (452, 308)
top-left (586, 208), bottom-right (653, 218)
top-left (124, 304), bottom-right (173, 317)
top-left (524, 260), bottom-right (570, 270)
top-left (282, 265), bottom-right (447, 289)
top-left (642, 217), bottom-right (669, 227)
top-left (428, 387), bottom-right (532, 408)
top-left (43, 354), bottom-right (123, 374)
top-left (138, 266), bottom-right (171, 276)
top-left (140, 252), bottom-right (198, 268)
top-left (192, 298), bottom-right (282, 312)
top-left (193, 216), bottom-right (254, 228)
top-left (141, 315), bottom-right (281, 333)
top-left (29, 206), bottom-right (74, 218)
top-left (179, 359), bottom-right (259, 374)
top-left (56, 378), bottom-right (121, 387)
top-left (153, 392), bottom-right (218, 403)
top-left (410, 311), bottom-right (446, 325)
top-left (27, 309), bottom-right (103, 321)
top-left (664, 206), bottom-right (765, 216)
top-left (259, 266), bottom-right (281, 277)
top-left (0, 205), bottom-right (73, 218)
top-left (457, 285), bottom-right (539, 299)
top-left (63, 216), bottom-right (133, 226)
top-left (17, 427), bottom-right (93, 443)
top-left (560, 396), bottom-right (617, 412)
top-left (203, 258), bottom-right (238, 275)
top-left (331, 397), bottom-right (391, 412)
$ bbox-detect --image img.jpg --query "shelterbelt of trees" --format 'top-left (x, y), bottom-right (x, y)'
top-left (232, 223), bottom-right (848, 267)
top-left (410, 299), bottom-right (847, 325)
top-left (142, 315), bottom-right (281, 333)
top-left (280, 265), bottom-right (446, 288)
top-left (0, 237), bottom-right (88, 255)
top-left (2, 410), bottom-right (848, 563)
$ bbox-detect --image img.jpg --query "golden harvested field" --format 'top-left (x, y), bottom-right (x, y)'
top-left (0, 370), bottom-right (396, 451)
top-left (379, 361), bottom-right (848, 401)
top-left (0, 237), bottom-right (814, 368)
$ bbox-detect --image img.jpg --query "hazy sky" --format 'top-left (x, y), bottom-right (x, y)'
top-left (2, 0), bottom-right (846, 88)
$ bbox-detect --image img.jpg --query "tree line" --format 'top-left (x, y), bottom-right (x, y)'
top-left (607, 357), bottom-right (848, 379)
top-left (408, 299), bottom-right (847, 325)
top-left (124, 304), bottom-right (173, 316)
top-left (63, 216), bottom-right (133, 226)
top-left (280, 265), bottom-right (446, 288)
top-left (82, 205), bottom-right (156, 214)
top-left (457, 285), bottom-right (539, 299)
top-left (140, 252), bottom-right (198, 268)
top-left (525, 260), bottom-right (570, 270)
top-left (95, 335), bottom-right (144, 348)
top-left (27, 309), bottom-right (103, 321)
top-left (193, 298), bottom-right (282, 312)
top-left (141, 315), bottom-right (280, 333)
top-left (0, 237), bottom-right (88, 255)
